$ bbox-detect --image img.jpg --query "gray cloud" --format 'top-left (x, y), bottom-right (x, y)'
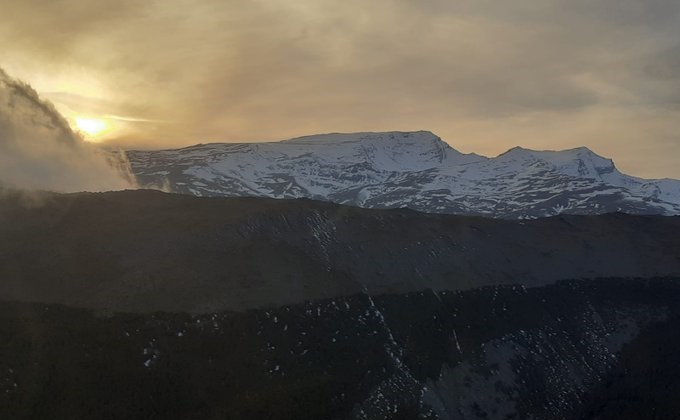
top-left (0, 0), bottom-right (678, 178)
top-left (645, 45), bottom-right (680, 81)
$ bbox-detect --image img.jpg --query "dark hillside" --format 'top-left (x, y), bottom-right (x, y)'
top-left (0, 190), bottom-right (678, 313)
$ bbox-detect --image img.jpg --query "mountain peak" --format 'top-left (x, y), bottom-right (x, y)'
top-left (278, 131), bottom-right (457, 171)
top-left (498, 146), bottom-right (532, 157)
top-left (281, 130), bottom-right (443, 145)
top-left (566, 146), bottom-right (595, 154)
top-left (497, 145), bottom-right (617, 178)
top-left (127, 131), bottom-right (680, 218)
top-left (500, 145), bottom-right (597, 157)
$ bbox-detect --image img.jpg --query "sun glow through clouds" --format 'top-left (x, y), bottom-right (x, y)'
top-left (75, 117), bottom-right (108, 138)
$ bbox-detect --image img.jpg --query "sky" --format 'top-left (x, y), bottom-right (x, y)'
top-left (1, 0), bottom-right (679, 178)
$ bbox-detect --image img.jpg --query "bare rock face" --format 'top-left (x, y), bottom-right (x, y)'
top-left (127, 131), bottom-right (680, 218)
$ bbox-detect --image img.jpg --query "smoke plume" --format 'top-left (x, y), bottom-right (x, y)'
top-left (0, 67), bottom-right (135, 192)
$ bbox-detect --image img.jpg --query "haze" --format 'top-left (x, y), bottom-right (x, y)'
top-left (1, 0), bottom-right (679, 178)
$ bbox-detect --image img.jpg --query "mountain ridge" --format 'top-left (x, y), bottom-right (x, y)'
top-left (2, 189), bottom-right (680, 418)
top-left (2, 189), bottom-right (679, 313)
top-left (127, 131), bottom-right (680, 218)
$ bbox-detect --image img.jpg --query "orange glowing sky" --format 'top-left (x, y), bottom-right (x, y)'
top-left (1, 0), bottom-right (679, 178)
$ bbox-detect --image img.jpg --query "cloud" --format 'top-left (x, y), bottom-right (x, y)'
top-left (644, 45), bottom-right (680, 82)
top-left (0, 67), bottom-right (135, 192)
top-left (1, 0), bottom-right (679, 177)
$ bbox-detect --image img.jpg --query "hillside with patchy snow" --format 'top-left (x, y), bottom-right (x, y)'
top-left (127, 131), bottom-right (680, 218)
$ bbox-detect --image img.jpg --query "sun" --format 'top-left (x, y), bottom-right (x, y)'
top-left (75, 117), bottom-right (108, 138)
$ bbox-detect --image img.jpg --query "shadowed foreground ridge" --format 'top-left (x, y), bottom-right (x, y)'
top-left (0, 189), bottom-right (679, 313)
top-left (1, 190), bottom-right (680, 419)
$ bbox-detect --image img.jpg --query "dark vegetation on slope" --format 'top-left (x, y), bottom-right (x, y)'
top-left (1, 278), bottom-right (679, 419)
top-left (1, 190), bottom-right (680, 418)
top-left (579, 316), bottom-right (680, 419)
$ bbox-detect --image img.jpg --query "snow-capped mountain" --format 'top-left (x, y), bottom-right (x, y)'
top-left (127, 131), bottom-right (680, 218)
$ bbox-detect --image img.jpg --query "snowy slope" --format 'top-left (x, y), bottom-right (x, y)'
top-left (127, 131), bottom-right (680, 218)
